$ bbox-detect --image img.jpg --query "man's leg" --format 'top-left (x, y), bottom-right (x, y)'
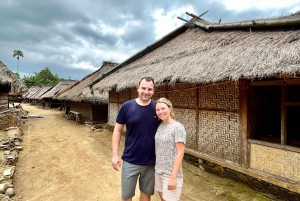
top-left (121, 161), bottom-right (140, 200)
top-left (139, 164), bottom-right (155, 201)
top-left (139, 191), bottom-right (151, 201)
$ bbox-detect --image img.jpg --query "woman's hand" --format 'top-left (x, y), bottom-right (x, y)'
top-left (168, 176), bottom-right (177, 190)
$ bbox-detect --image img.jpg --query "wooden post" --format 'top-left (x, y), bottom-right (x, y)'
top-left (196, 86), bottom-right (200, 151)
top-left (281, 85), bottom-right (287, 144)
top-left (239, 79), bottom-right (249, 167)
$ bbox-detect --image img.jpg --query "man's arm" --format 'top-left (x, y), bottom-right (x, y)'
top-left (112, 122), bottom-right (124, 171)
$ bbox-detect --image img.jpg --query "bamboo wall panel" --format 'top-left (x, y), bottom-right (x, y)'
top-left (250, 143), bottom-right (300, 182)
top-left (199, 82), bottom-right (239, 109)
top-left (175, 108), bottom-right (197, 150)
top-left (109, 91), bottom-right (118, 102)
top-left (198, 111), bottom-right (240, 163)
top-left (69, 102), bottom-right (92, 120)
top-left (0, 93), bottom-right (8, 108)
top-left (131, 89), bottom-right (137, 100)
top-left (109, 103), bottom-right (119, 125)
top-left (197, 82), bottom-right (240, 164)
top-left (167, 84), bottom-right (197, 108)
top-left (152, 93), bottom-right (164, 100)
top-left (119, 89), bottom-right (131, 103)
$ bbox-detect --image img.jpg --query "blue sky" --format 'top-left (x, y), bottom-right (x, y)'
top-left (0, 0), bottom-right (299, 80)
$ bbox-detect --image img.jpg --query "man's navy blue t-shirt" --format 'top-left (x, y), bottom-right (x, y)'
top-left (116, 99), bottom-right (159, 165)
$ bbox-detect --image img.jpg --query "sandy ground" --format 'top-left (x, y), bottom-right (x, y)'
top-left (12, 104), bottom-right (272, 201)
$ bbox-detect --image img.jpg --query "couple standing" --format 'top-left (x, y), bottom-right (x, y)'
top-left (112, 77), bottom-right (186, 201)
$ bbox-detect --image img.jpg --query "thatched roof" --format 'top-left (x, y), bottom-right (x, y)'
top-left (55, 61), bottom-right (118, 104)
top-left (92, 12), bottom-right (300, 92)
top-left (24, 86), bottom-right (41, 99)
top-left (40, 79), bottom-right (77, 99)
top-left (31, 86), bottom-right (53, 100)
top-left (0, 60), bottom-right (28, 94)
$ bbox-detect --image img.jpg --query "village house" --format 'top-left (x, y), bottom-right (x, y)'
top-left (55, 61), bottom-right (118, 123)
top-left (92, 12), bottom-right (300, 200)
top-left (29, 85), bottom-right (53, 106)
top-left (24, 86), bottom-right (41, 103)
top-left (0, 61), bottom-right (27, 129)
top-left (40, 79), bottom-right (77, 109)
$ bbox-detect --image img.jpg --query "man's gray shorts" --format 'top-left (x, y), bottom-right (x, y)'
top-left (121, 161), bottom-right (155, 199)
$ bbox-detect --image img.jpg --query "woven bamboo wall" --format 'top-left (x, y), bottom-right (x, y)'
top-left (198, 82), bottom-right (240, 164)
top-left (250, 143), bottom-right (300, 182)
top-left (0, 93), bottom-right (8, 108)
top-left (174, 108), bottom-right (197, 149)
top-left (108, 103), bottom-right (119, 125)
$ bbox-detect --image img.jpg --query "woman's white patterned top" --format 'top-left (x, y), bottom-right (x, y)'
top-left (155, 121), bottom-right (186, 177)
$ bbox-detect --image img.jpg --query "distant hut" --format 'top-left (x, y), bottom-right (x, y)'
top-left (30, 85), bottom-right (53, 106)
top-left (40, 79), bottom-right (77, 109)
top-left (24, 86), bottom-right (41, 103)
top-left (55, 61), bottom-right (118, 122)
top-left (92, 13), bottom-right (300, 199)
top-left (0, 60), bottom-right (27, 129)
top-left (0, 61), bottom-right (27, 107)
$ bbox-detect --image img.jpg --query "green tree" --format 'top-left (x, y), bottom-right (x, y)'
top-left (38, 67), bottom-right (60, 86)
top-left (15, 72), bottom-right (20, 79)
top-left (22, 74), bottom-right (39, 88)
top-left (13, 50), bottom-right (24, 72)
top-left (21, 67), bottom-right (60, 88)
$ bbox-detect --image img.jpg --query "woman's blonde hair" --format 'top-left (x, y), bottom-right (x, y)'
top-left (156, 97), bottom-right (175, 119)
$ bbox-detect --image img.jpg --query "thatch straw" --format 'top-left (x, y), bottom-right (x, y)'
top-left (0, 61), bottom-right (28, 94)
top-left (41, 79), bottom-right (77, 99)
top-left (93, 13), bottom-right (300, 92)
top-left (55, 61), bottom-right (118, 103)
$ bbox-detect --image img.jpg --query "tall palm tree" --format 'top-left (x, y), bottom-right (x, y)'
top-left (13, 50), bottom-right (24, 72)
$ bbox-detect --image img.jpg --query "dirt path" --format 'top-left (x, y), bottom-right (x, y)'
top-left (12, 104), bottom-right (271, 201)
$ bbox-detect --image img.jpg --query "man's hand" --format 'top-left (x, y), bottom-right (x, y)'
top-left (112, 155), bottom-right (121, 171)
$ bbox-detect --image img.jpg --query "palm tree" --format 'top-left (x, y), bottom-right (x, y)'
top-left (13, 50), bottom-right (24, 72)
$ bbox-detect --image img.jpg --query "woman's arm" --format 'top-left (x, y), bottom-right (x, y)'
top-left (168, 142), bottom-right (185, 190)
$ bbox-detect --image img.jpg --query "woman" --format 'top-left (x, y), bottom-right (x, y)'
top-left (155, 98), bottom-right (186, 201)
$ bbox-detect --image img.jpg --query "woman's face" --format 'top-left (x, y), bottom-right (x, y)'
top-left (156, 102), bottom-right (171, 121)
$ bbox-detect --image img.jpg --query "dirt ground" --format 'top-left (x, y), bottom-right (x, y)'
top-left (11, 104), bottom-right (272, 201)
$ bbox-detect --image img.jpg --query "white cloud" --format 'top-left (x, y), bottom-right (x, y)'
top-left (216, 0), bottom-right (300, 11)
top-left (152, 6), bottom-right (195, 40)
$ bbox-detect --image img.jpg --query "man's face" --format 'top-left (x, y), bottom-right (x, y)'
top-left (137, 79), bottom-right (154, 102)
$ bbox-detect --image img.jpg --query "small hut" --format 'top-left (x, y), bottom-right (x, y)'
top-left (30, 85), bottom-right (53, 106)
top-left (55, 61), bottom-right (118, 122)
top-left (24, 86), bottom-right (41, 103)
top-left (40, 79), bottom-right (77, 109)
top-left (0, 61), bottom-right (27, 129)
top-left (92, 12), bottom-right (300, 199)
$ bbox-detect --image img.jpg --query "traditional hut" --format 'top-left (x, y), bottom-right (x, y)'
top-left (40, 79), bottom-right (77, 109)
top-left (92, 12), bottom-right (300, 199)
top-left (24, 86), bottom-right (41, 103)
top-left (30, 85), bottom-right (53, 106)
top-left (55, 61), bottom-right (118, 122)
top-left (0, 61), bottom-right (27, 129)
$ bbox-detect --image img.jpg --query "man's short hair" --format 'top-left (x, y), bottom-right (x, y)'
top-left (139, 77), bottom-right (154, 86)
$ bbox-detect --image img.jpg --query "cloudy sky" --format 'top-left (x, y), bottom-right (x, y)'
top-left (1, 0), bottom-right (299, 81)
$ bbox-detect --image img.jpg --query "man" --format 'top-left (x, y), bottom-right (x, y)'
top-left (112, 77), bottom-right (159, 201)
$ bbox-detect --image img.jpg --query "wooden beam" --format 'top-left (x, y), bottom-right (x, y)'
top-left (285, 102), bottom-right (300, 106)
top-left (239, 79), bottom-right (249, 167)
top-left (249, 80), bottom-right (284, 86)
top-left (286, 79), bottom-right (300, 85)
top-left (198, 10), bottom-right (209, 18)
top-left (281, 86), bottom-right (287, 145)
top-left (196, 86), bottom-right (199, 151)
top-left (177, 16), bottom-right (188, 22)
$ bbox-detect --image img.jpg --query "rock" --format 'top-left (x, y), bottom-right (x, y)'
top-left (5, 187), bottom-right (14, 197)
top-left (0, 183), bottom-right (8, 193)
